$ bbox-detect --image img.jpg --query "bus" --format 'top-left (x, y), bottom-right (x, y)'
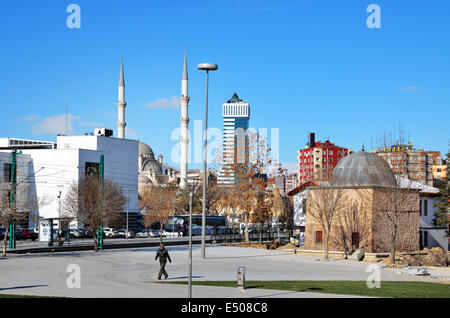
top-left (165, 215), bottom-right (227, 236)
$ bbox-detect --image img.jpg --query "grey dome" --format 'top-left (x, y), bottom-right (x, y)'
top-left (332, 151), bottom-right (397, 187)
top-left (139, 142), bottom-right (155, 159)
top-left (138, 174), bottom-right (153, 185)
top-left (142, 159), bottom-right (163, 176)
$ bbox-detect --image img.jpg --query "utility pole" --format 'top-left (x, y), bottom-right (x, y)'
top-left (126, 192), bottom-right (129, 243)
top-left (8, 150), bottom-right (18, 249)
top-left (188, 181), bottom-right (198, 298)
top-left (197, 62), bottom-right (218, 259)
top-left (97, 155), bottom-right (104, 250)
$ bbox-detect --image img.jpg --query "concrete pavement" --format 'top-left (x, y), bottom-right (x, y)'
top-left (0, 245), bottom-right (449, 298)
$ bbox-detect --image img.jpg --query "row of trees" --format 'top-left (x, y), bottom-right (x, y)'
top-left (139, 131), bottom-right (292, 245)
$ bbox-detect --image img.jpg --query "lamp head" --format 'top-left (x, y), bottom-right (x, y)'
top-left (197, 63), bottom-right (218, 71)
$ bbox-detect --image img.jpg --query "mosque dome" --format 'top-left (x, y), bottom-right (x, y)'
top-left (138, 174), bottom-right (153, 185)
top-left (332, 151), bottom-right (397, 187)
top-left (142, 159), bottom-right (163, 176)
top-left (139, 142), bottom-right (155, 160)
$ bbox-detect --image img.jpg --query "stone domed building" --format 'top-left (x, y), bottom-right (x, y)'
top-left (332, 150), bottom-right (397, 187)
top-left (304, 150), bottom-right (420, 254)
top-left (138, 141), bottom-right (177, 194)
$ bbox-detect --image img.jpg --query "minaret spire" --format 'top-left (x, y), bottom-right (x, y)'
top-left (182, 49), bottom-right (188, 81)
top-left (179, 49), bottom-right (190, 189)
top-left (117, 56), bottom-right (127, 139)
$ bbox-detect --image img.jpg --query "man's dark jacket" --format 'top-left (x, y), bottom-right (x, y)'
top-left (155, 248), bottom-right (171, 263)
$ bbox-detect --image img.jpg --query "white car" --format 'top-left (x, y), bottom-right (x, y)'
top-left (103, 228), bottom-right (117, 238)
top-left (162, 230), bottom-right (183, 237)
top-left (136, 229), bottom-right (161, 238)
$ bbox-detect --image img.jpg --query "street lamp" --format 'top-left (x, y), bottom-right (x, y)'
top-left (197, 62), bottom-right (218, 259)
top-left (126, 192), bottom-right (129, 243)
top-left (188, 179), bottom-right (199, 298)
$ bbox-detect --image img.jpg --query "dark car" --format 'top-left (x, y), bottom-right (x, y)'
top-left (15, 228), bottom-right (27, 240)
top-left (0, 228), bottom-right (5, 240)
top-left (22, 228), bottom-right (38, 241)
top-left (84, 229), bottom-right (105, 238)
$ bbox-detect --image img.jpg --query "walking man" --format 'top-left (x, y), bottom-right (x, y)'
top-left (155, 244), bottom-right (171, 280)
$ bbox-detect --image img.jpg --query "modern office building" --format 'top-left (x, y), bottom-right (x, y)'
top-left (218, 93), bottom-right (250, 184)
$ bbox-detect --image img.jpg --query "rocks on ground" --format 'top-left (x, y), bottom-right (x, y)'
top-left (265, 238), bottom-right (282, 250)
top-left (393, 247), bottom-right (448, 267)
top-left (276, 242), bottom-right (297, 250)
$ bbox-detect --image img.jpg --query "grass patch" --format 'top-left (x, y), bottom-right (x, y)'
top-left (160, 280), bottom-right (450, 298)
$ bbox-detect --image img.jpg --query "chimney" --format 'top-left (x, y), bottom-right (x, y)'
top-left (158, 154), bottom-right (163, 164)
top-left (309, 133), bottom-right (315, 147)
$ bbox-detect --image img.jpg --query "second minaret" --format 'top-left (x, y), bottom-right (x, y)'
top-left (179, 51), bottom-right (190, 189)
top-left (117, 56), bottom-right (127, 139)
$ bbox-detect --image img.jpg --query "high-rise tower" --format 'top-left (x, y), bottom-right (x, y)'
top-left (117, 56), bottom-right (127, 139)
top-left (218, 93), bottom-right (250, 184)
top-left (179, 51), bottom-right (190, 189)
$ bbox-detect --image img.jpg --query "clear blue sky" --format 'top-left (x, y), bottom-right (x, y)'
top-left (1, 0), bottom-right (449, 169)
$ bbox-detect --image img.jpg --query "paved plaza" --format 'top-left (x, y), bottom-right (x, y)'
top-left (0, 245), bottom-right (449, 298)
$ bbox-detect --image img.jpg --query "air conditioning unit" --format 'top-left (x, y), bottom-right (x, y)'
top-left (94, 128), bottom-right (113, 137)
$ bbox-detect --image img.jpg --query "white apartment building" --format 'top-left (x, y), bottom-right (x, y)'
top-left (0, 132), bottom-right (138, 229)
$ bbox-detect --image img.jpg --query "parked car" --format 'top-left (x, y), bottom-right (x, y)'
top-left (103, 228), bottom-right (118, 238)
top-left (0, 228), bottom-right (5, 240)
top-left (162, 229), bottom-right (183, 237)
top-left (84, 229), bottom-right (106, 238)
top-left (69, 229), bottom-right (84, 239)
top-left (136, 229), bottom-right (160, 238)
top-left (116, 229), bottom-right (135, 238)
top-left (23, 228), bottom-right (38, 241)
top-left (15, 228), bottom-right (28, 240)
top-left (83, 229), bottom-right (94, 238)
top-left (28, 228), bottom-right (39, 234)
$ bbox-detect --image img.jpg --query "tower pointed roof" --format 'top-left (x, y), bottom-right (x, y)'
top-left (182, 49), bottom-right (188, 80)
top-left (227, 93), bottom-right (240, 103)
top-left (119, 56), bottom-right (125, 87)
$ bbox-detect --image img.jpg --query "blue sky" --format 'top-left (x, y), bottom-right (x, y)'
top-left (0, 0), bottom-right (449, 169)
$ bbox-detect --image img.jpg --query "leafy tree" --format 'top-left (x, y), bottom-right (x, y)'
top-left (140, 184), bottom-right (177, 244)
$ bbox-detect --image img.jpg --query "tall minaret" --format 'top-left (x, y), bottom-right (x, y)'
top-left (117, 56), bottom-right (127, 139)
top-left (179, 50), bottom-right (190, 189)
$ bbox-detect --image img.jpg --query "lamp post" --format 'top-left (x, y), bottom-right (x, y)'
top-left (197, 63), bottom-right (218, 259)
top-left (188, 179), bottom-right (199, 298)
top-left (126, 192), bottom-right (129, 243)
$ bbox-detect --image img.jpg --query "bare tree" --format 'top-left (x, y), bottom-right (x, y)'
top-left (306, 179), bottom-right (348, 260)
top-left (222, 131), bottom-right (275, 244)
top-left (272, 187), bottom-right (293, 231)
top-left (371, 125), bottom-right (409, 152)
top-left (251, 186), bottom-right (274, 243)
top-left (216, 185), bottom-right (241, 236)
top-left (371, 183), bottom-right (419, 264)
top-left (433, 151), bottom-right (449, 236)
top-left (140, 184), bottom-right (177, 244)
top-left (331, 199), bottom-right (371, 258)
top-left (62, 175), bottom-right (126, 251)
top-left (0, 182), bottom-right (49, 256)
